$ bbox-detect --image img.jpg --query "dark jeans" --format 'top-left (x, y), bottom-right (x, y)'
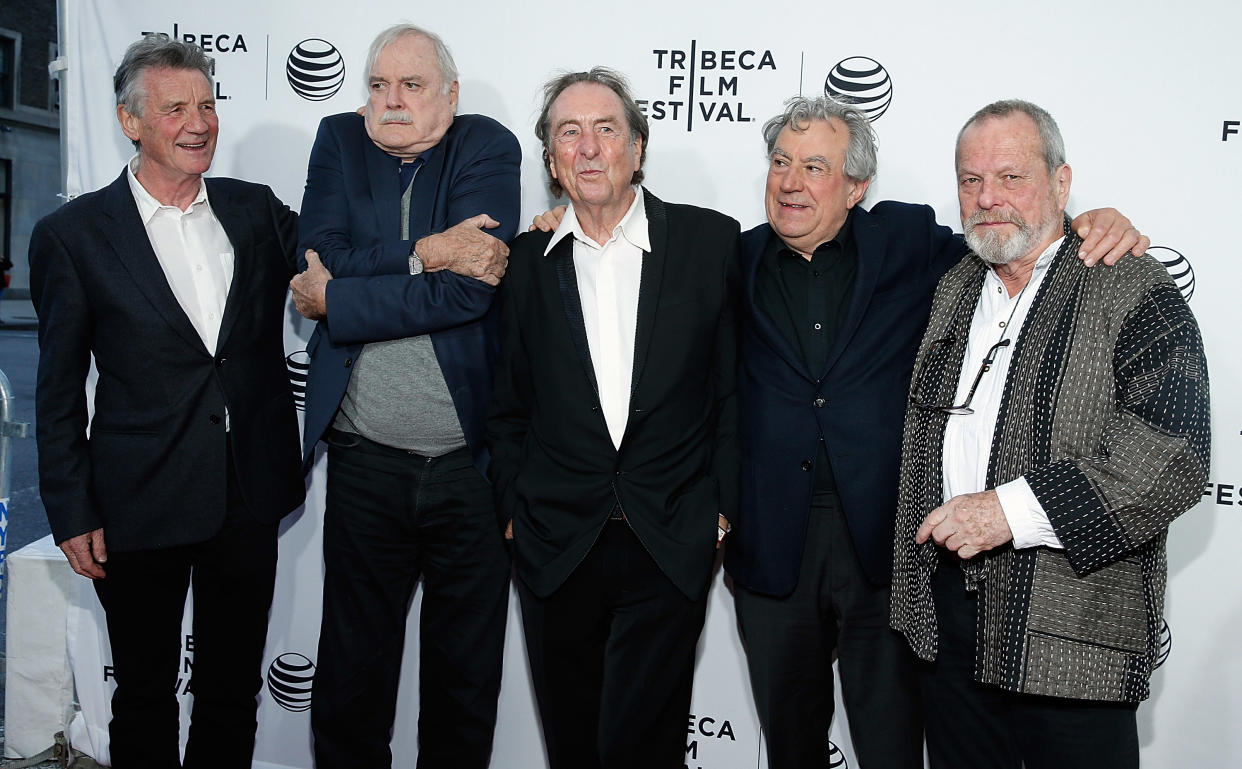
top-left (94, 454), bottom-right (277, 769)
top-left (518, 519), bottom-right (709, 769)
top-left (734, 493), bottom-right (923, 769)
top-left (921, 561), bottom-right (1140, 769)
top-left (311, 432), bottom-right (510, 769)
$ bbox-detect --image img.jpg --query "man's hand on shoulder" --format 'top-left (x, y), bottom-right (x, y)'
top-left (529, 205), bottom-right (568, 233)
top-left (1071, 208), bottom-right (1151, 267)
top-left (290, 249), bottom-right (333, 320)
top-left (416, 214), bottom-right (508, 287)
top-left (60, 528), bottom-right (108, 579)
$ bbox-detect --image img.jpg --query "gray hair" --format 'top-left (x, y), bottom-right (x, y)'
top-left (114, 34), bottom-right (214, 130)
top-left (364, 24), bottom-right (458, 95)
top-left (535, 67), bottom-right (649, 198)
top-left (761, 96), bottom-right (878, 184)
top-left (956, 99), bottom-right (1066, 173)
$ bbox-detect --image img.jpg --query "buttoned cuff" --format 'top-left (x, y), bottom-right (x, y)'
top-left (996, 477), bottom-right (1064, 550)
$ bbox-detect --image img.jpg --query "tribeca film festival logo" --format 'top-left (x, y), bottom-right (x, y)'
top-left (140, 23), bottom-right (248, 101)
top-left (287, 39), bottom-right (346, 101)
top-left (824, 56), bottom-right (892, 121)
top-left (267, 652), bottom-right (316, 712)
top-left (104, 634), bottom-right (196, 695)
top-left (640, 43), bottom-right (777, 131)
top-left (685, 712), bottom-right (739, 768)
top-left (286, 349), bottom-right (310, 410)
top-left (1148, 246), bottom-right (1195, 301)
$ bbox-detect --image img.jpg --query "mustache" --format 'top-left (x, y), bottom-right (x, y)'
top-left (965, 209), bottom-right (1025, 230)
top-left (378, 110), bottom-right (413, 124)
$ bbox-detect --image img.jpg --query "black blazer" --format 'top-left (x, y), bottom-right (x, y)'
top-left (487, 191), bottom-right (740, 601)
top-left (30, 170), bottom-right (306, 551)
top-left (723, 202), bottom-right (966, 595)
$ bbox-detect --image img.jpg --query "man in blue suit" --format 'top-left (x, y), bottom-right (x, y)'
top-left (287, 23), bottom-right (520, 769)
top-left (722, 96), bottom-right (1147, 769)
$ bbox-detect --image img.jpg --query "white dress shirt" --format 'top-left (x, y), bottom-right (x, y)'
top-left (942, 237), bottom-right (1064, 550)
top-left (126, 157), bottom-right (234, 355)
top-left (546, 187), bottom-right (649, 450)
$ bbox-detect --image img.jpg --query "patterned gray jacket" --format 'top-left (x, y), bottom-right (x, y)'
top-left (890, 219), bottom-right (1210, 703)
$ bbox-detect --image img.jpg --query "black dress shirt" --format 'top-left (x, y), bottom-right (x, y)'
top-left (755, 212), bottom-right (858, 495)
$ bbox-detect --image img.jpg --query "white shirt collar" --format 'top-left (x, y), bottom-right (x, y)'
top-left (545, 186), bottom-right (650, 255)
top-left (126, 155), bottom-right (211, 223)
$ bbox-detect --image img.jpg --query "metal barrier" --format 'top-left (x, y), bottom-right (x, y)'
top-left (1, 366), bottom-right (33, 593)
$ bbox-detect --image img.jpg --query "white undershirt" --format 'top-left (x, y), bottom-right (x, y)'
top-left (126, 156), bottom-right (234, 355)
top-left (942, 237), bottom-right (1064, 550)
top-left (546, 187), bottom-right (648, 450)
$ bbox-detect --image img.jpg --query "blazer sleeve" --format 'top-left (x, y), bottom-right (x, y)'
top-left (1025, 279), bottom-right (1210, 576)
top-left (485, 247), bottom-right (534, 529)
top-left (297, 117), bottom-right (411, 277)
top-left (301, 116), bottom-right (522, 345)
top-left (28, 216), bottom-right (103, 544)
top-left (712, 227), bottom-right (742, 524)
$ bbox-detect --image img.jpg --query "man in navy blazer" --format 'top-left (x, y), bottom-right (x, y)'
top-left (723, 96), bottom-right (1147, 769)
top-left (30, 35), bottom-right (303, 768)
top-left (287, 24), bottom-right (519, 769)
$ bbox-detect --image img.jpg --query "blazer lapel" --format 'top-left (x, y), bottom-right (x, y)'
top-left (100, 172), bottom-right (208, 354)
top-left (548, 236), bottom-right (599, 395)
top-left (741, 223), bottom-right (813, 380)
top-left (208, 179), bottom-right (250, 351)
top-left (364, 140), bottom-right (401, 241)
top-left (628, 189), bottom-right (668, 399)
top-left (820, 207), bottom-right (886, 377)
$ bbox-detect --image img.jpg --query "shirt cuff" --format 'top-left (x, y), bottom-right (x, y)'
top-left (995, 477), bottom-right (1064, 550)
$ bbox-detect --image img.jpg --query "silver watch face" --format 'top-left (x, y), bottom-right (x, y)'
top-left (409, 253), bottom-right (424, 275)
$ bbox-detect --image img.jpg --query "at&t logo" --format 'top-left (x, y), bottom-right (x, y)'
top-left (267, 652), bottom-right (316, 711)
top-left (287, 39), bottom-right (345, 101)
top-left (1148, 246), bottom-right (1195, 301)
top-left (824, 56), bottom-right (892, 121)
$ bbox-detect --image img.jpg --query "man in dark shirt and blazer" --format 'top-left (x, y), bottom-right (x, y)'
top-left (723, 95), bottom-right (1148, 769)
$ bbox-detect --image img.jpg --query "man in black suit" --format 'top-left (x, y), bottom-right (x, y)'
top-left (486, 68), bottom-right (739, 769)
top-left (722, 96), bottom-right (1148, 768)
top-left (29, 35), bottom-right (303, 768)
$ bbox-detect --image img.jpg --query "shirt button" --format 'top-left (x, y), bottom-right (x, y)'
top-left (813, 323), bottom-right (822, 330)
top-left (999, 321), bottom-right (1007, 328)
top-left (195, 265), bottom-right (204, 272)
top-left (800, 459), bottom-right (813, 471)
top-left (813, 398), bottom-right (825, 408)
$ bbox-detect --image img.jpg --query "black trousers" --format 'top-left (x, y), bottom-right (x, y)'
top-left (311, 433), bottom-right (510, 769)
top-left (518, 519), bottom-right (709, 769)
top-left (93, 450), bottom-right (277, 769)
top-left (734, 494), bottom-right (923, 769)
top-left (921, 561), bottom-right (1140, 769)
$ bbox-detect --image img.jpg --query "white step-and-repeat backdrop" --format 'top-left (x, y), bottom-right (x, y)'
top-left (58, 1), bottom-right (1241, 767)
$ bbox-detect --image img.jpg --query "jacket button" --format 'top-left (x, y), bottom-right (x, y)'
top-left (800, 459), bottom-right (813, 471)
top-left (209, 414), bottom-right (222, 425)
top-left (215, 356), bottom-right (227, 367)
top-left (813, 397), bottom-right (825, 408)
top-left (344, 357), bottom-right (353, 367)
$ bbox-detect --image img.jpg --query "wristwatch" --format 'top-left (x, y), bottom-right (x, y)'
top-left (408, 251), bottom-right (424, 275)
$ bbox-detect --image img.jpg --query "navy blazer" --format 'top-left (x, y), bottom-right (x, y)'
top-left (724, 202), bottom-right (966, 595)
top-left (30, 171), bottom-right (305, 550)
top-left (298, 112), bottom-right (521, 475)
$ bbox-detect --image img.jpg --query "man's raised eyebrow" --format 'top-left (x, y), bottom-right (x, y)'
top-left (801, 154), bottom-right (831, 166)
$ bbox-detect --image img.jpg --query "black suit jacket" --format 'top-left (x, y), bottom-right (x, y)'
top-left (487, 190), bottom-right (740, 600)
top-left (724, 202), bottom-right (966, 595)
top-left (30, 170), bottom-right (306, 551)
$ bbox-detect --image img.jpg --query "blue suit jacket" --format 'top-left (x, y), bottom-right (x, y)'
top-left (724, 202), bottom-right (967, 595)
top-left (298, 112), bottom-right (521, 475)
